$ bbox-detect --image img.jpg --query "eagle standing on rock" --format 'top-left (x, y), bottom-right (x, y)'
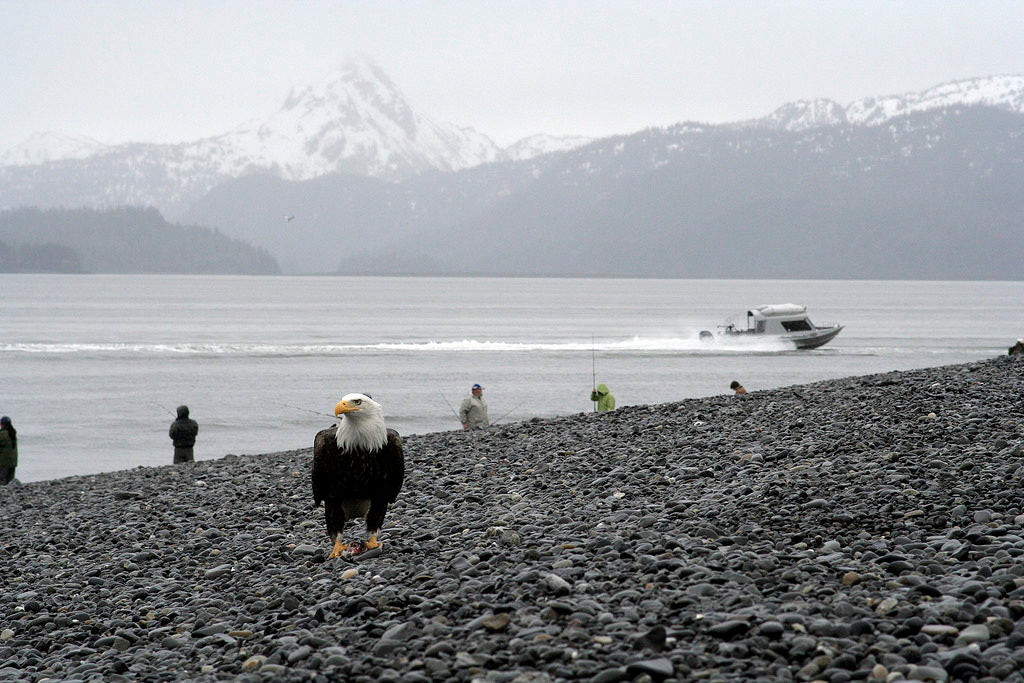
top-left (312, 393), bottom-right (404, 558)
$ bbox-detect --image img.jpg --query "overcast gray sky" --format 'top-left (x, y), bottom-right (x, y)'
top-left (2, 0), bottom-right (1023, 150)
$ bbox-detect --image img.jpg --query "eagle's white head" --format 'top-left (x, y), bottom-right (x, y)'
top-left (334, 393), bottom-right (388, 452)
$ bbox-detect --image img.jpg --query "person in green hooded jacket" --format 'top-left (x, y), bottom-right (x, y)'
top-left (590, 383), bottom-right (615, 411)
top-left (0, 416), bottom-right (17, 485)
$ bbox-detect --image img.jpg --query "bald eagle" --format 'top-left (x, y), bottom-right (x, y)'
top-left (312, 393), bottom-right (404, 558)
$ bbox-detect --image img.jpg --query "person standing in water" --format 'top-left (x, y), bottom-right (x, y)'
top-left (0, 416), bottom-right (17, 485)
top-left (459, 384), bottom-right (490, 430)
top-left (590, 383), bottom-right (616, 411)
top-left (169, 405), bottom-right (199, 463)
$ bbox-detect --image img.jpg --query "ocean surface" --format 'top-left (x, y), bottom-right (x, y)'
top-left (2, 274), bottom-right (1021, 482)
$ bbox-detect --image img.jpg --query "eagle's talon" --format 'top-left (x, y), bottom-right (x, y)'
top-left (328, 540), bottom-right (348, 559)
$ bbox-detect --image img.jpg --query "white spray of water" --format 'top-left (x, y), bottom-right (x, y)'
top-left (2, 332), bottom-right (796, 355)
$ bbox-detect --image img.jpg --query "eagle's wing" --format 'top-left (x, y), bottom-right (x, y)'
top-left (381, 429), bottom-right (405, 503)
top-left (311, 426), bottom-right (337, 507)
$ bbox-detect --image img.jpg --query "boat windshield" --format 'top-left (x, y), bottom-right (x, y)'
top-left (781, 319), bottom-right (813, 332)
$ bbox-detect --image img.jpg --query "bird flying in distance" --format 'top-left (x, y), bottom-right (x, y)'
top-left (312, 393), bottom-right (404, 558)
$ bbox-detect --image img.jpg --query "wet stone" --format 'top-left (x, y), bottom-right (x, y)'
top-left (955, 624), bottom-right (990, 645)
top-left (758, 621), bottom-right (785, 639)
top-left (707, 619), bottom-right (749, 640)
top-left (204, 564), bottom-right (232, 579)
top-left (626, 657), bottom-right (673, 679)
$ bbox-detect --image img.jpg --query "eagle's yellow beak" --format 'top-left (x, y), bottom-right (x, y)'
top-left (335, 400), bottom-right (360, 416)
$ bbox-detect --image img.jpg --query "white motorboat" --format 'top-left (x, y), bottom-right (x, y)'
top-left (701, 303), bottom-right (843, 349)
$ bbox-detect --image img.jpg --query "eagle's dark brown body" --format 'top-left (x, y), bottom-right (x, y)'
top-left (311, 424), bottom-right (404, 548)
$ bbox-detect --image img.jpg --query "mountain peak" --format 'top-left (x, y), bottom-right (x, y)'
top-left (281, 55), bottom-right (403, 113)
top-left (221, 55), bottom-right (499, 181)
top-left (755, 99), bottom-right (848, 132)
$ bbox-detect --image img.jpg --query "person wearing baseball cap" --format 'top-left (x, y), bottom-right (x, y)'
top-left (459, 383), bottom-right (490, 430)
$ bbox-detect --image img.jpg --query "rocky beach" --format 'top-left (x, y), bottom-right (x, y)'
top-left (2, 356), bottom-right (1024, 682)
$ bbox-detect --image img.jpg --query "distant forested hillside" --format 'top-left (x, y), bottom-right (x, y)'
top-left (0, 207), bottom-right (279, 274)
top-left (0, 239), bottom-right (84, 272)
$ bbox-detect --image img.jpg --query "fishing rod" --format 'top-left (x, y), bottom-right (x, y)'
top-left (150, 401), bottom-right (177, 416)
top-left (492, 400), bottom-right (524, 424)
top-left (439, 392), bottom-right (462, 423)
top-left (591, 333), bottom-right (597, 413)
top-left (270, 400), bottom-right (341, 422)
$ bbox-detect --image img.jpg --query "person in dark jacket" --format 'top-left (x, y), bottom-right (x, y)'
top-left (169, 405), bottom-right (199, 463)
top-left (0, 416), bottom-right (17, 485)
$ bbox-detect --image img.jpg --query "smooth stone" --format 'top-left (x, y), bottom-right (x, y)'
top-left (481, 613), bottom-right (512, 631)
top-left (625, 657), bottom-right (673, 678)
top-left (842, 572), bottom-right (862, 586)
top-left (193, 622), bottom-right (230, 637)
top-left (544, 573), bottom-right (573, 596)
top-left (920, 624), bottom-right (959, 638)
top-left (204, 564), bottom-right (232, 579)
top-left (905, 664), bottom-right (948, 681)
top-left (707, 619), bottom-right (750, 639)
top-left (758, 621), bottom-right (785, 639)
top-left (591, 668), bottom-right (629, 683)
top-left (379, 622), bottom-right (417, 642)
top-left (955, 624), bottom-right (989, 644)
top-left (287, 645), bottom-right (311, 662)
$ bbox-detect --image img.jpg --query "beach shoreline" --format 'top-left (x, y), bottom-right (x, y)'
top-left (2, 355), bottom-right (1023, 681)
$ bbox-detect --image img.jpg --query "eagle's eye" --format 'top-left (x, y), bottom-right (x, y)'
top-left (354, 399), bottom-right (362, 405)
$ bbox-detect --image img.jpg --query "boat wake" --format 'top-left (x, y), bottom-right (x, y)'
top-left (2, 334), bottom-right (798, 356)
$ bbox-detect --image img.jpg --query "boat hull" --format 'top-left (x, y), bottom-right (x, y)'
top-left (786, 325), bottom-right (843, 349)
top-left (712, 324), bottom-right (843, 349)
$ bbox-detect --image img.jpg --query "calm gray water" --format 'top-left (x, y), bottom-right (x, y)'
top-left (2, 274), bottom-right (1021, 482)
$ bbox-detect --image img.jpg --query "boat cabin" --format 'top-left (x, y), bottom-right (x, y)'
top-left (744, 303), bottom-right (815, 334)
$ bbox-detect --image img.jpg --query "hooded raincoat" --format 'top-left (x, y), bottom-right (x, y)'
top-left (590, 383), bottom-right (615, 411)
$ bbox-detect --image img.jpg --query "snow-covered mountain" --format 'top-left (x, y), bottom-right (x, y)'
top-left (847, 74), bottom-right (1024, 125)
top-left (751, 75), bottom-right (1024, 132)
top-left (0, 57), bottom-right (591, 187)
top-left (0, 132), bottom-right (108, 166)
top-left (504, 133), bottom-right (595, 161)
top-left (204, 57), bottom-right (504, 181)
top-left (753, 99), bottom-right (849, 131)
top-left (0, 57), bottom-right (556, 213)
top-left (4, 70), bottom-right (1024, 216)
